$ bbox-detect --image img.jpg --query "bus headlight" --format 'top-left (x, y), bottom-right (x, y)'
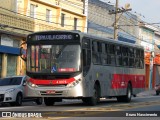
top-left (27, 81), bottom-right (38, 88)
top-left (67, 79), bottom-right (82, 87)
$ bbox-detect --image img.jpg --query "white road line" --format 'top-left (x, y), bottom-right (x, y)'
top-left (0, 106), bottom-right (33, 110)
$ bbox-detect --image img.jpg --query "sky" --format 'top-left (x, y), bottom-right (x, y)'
top-left (100, 0), bottom-right (160, 23)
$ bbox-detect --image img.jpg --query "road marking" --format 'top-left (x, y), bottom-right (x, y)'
top-left (1, 99), bottom-right (160, 119)
top-left (0, 106), bottom-right (33, 110)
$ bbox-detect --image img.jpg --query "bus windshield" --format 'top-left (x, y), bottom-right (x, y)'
top-left (27, 44), bottom-right (81, 73)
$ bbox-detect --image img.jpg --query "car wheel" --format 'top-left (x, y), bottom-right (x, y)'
top-left (10, 93), bottom-right (22, 106)
top-left (15, 93), bottom-right (22, 106)
top-left (35, 98), bottom-right (43, 105)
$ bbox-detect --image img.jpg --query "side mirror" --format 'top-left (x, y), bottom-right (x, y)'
top-left (20, 47), bottom-right (27, 61)
top-left (23, 81), bottom-right (26, 86)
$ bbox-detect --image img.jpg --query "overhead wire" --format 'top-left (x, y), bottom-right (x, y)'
top-left (0, 0), bottom-right (159, 44)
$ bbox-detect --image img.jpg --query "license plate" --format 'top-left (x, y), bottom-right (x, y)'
top-left (46, 90), bottom-right (56, 94)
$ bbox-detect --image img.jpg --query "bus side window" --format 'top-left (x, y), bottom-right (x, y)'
top-left (115, 45), bottom-right (122, 66)
top-left (82, 38), bottom-right (91, 76)
top-left (140, 50), bottom-right (144, 58)
top-left (140, 59), bottom-right (144, 69)
top-left (82, 49), bottom-right (91, 76)
top-left (101, 43), bottom-right (107, 65)
top-left (128, 48), bottom-right (134, 67)
top-left (135, 58), bottom-right (140, 68)
top-left (107, 44), bottom-right (115, 66)
top-left (122, 47), bottom-right (128, 66)
top-left (136, 49), bottom-right (140, 57)
top-left (92, 41), bottom-right (101, 64)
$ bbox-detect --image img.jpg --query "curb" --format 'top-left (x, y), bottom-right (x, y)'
top-left (136, 90), bottom-right (155, 97)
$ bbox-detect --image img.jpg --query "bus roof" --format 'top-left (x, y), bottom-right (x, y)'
top-left (27, 30), bottom-right (144, 49)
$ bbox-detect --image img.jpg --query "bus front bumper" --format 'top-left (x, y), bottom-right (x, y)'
top-left (25, 84), bottom-right (84, 98)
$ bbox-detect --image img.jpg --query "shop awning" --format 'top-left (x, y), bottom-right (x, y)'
top-left (0, 45), bottom-right (20, 55)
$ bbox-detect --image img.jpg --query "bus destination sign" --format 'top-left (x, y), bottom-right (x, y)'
top-left (34, 34), bottom-right (76, 41)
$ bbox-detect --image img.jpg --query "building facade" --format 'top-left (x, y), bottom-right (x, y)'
top-left (0, 0), bottom-right (87, 78)
top-left (87, 0), bottom-right (139, 43)
top-left (139, 23), bottom-right (160, 89)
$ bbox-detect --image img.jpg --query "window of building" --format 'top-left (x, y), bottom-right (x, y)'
top-left (7, 55), bottom-right (17, 77)
top-left (46, 9), bottom-right (51, 23)
top-left (61, 13), bottom-right (65, 27)
top-left (30, 4), bottom-right (36, 18)
top-left (74, 18), bottom-right (78, 30)
top-left (13, 39), bottom-right (20, 48)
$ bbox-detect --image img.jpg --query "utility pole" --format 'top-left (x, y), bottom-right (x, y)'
top-left (109, 0), bottom-right (132, 40)
top-left (114, 0), bottom-right (119, 40)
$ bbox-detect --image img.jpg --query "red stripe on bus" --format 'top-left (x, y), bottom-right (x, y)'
top-left (29, 77), bottom-right (75, 85)
top-left (111, 74), bottom-right (145, 89)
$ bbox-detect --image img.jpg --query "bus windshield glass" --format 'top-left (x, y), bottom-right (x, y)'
top-left (27, 44), bottom-right (81, 73)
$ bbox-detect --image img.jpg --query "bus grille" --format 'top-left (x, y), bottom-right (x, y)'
top-left (40, 91), bottom-right (63, 96)
top-left (37, 85), bottom-right (66, 87)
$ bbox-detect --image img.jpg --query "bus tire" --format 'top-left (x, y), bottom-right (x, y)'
top-left (124, 83), bottom-right (132, 102)
top-left (117, 83), bottom-right (132, 102)
top-left (116, 96), bottom-right (124, 102)
top-left (44, 98), bottom-right (55, 106)
top-left (35, 98), bottom-right (43, 105)
top-left (84, 84), bottom-right (100, 106)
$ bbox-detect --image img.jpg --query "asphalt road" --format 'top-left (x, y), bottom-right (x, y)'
top-left (0, 95), bottom-right (160, 120)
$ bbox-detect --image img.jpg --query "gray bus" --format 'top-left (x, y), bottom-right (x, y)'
top-left (24, 30), bottom-right (145, 106)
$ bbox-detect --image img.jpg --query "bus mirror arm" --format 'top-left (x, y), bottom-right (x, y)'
top-left (20, 47), bottom-right (27, 61)
top-left (20, 55), bottom-right (27, 61)
top-left (20, 41), bottom-right (27, 46)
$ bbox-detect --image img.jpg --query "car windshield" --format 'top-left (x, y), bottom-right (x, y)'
top-left (0, 77), bottom-right (22, 86)
top-left (27, 44), bottom-right (81, 73)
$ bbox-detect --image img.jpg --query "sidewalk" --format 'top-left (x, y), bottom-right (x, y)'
top-left (136, 89), bottom-right (156, 97)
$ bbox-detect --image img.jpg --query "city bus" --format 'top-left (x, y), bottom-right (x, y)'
top-left (24, 30), bottom-right (145, 106)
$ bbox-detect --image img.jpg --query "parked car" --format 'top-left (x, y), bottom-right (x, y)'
top-left (155, 83), bottom-right (160, 95)
top-left (0, 76), bottom-right (43, 106)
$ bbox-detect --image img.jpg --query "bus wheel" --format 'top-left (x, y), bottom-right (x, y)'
top-left (124, 83), bottom-right (132, 102)
top-left (44, 98), bottom-right (55, 106)
top-left (85, 84), bottom-right (100, 106)
top-left (35, 98), bottom-right (43, 105)
top-left (117, 83), bottom-right (132, 102)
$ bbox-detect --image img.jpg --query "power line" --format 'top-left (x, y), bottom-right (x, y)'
top-left (0, 0), bottom-right (159, 42)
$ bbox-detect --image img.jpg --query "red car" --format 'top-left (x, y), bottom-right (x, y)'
top-left (155, 84), bottom-right (160, 95)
